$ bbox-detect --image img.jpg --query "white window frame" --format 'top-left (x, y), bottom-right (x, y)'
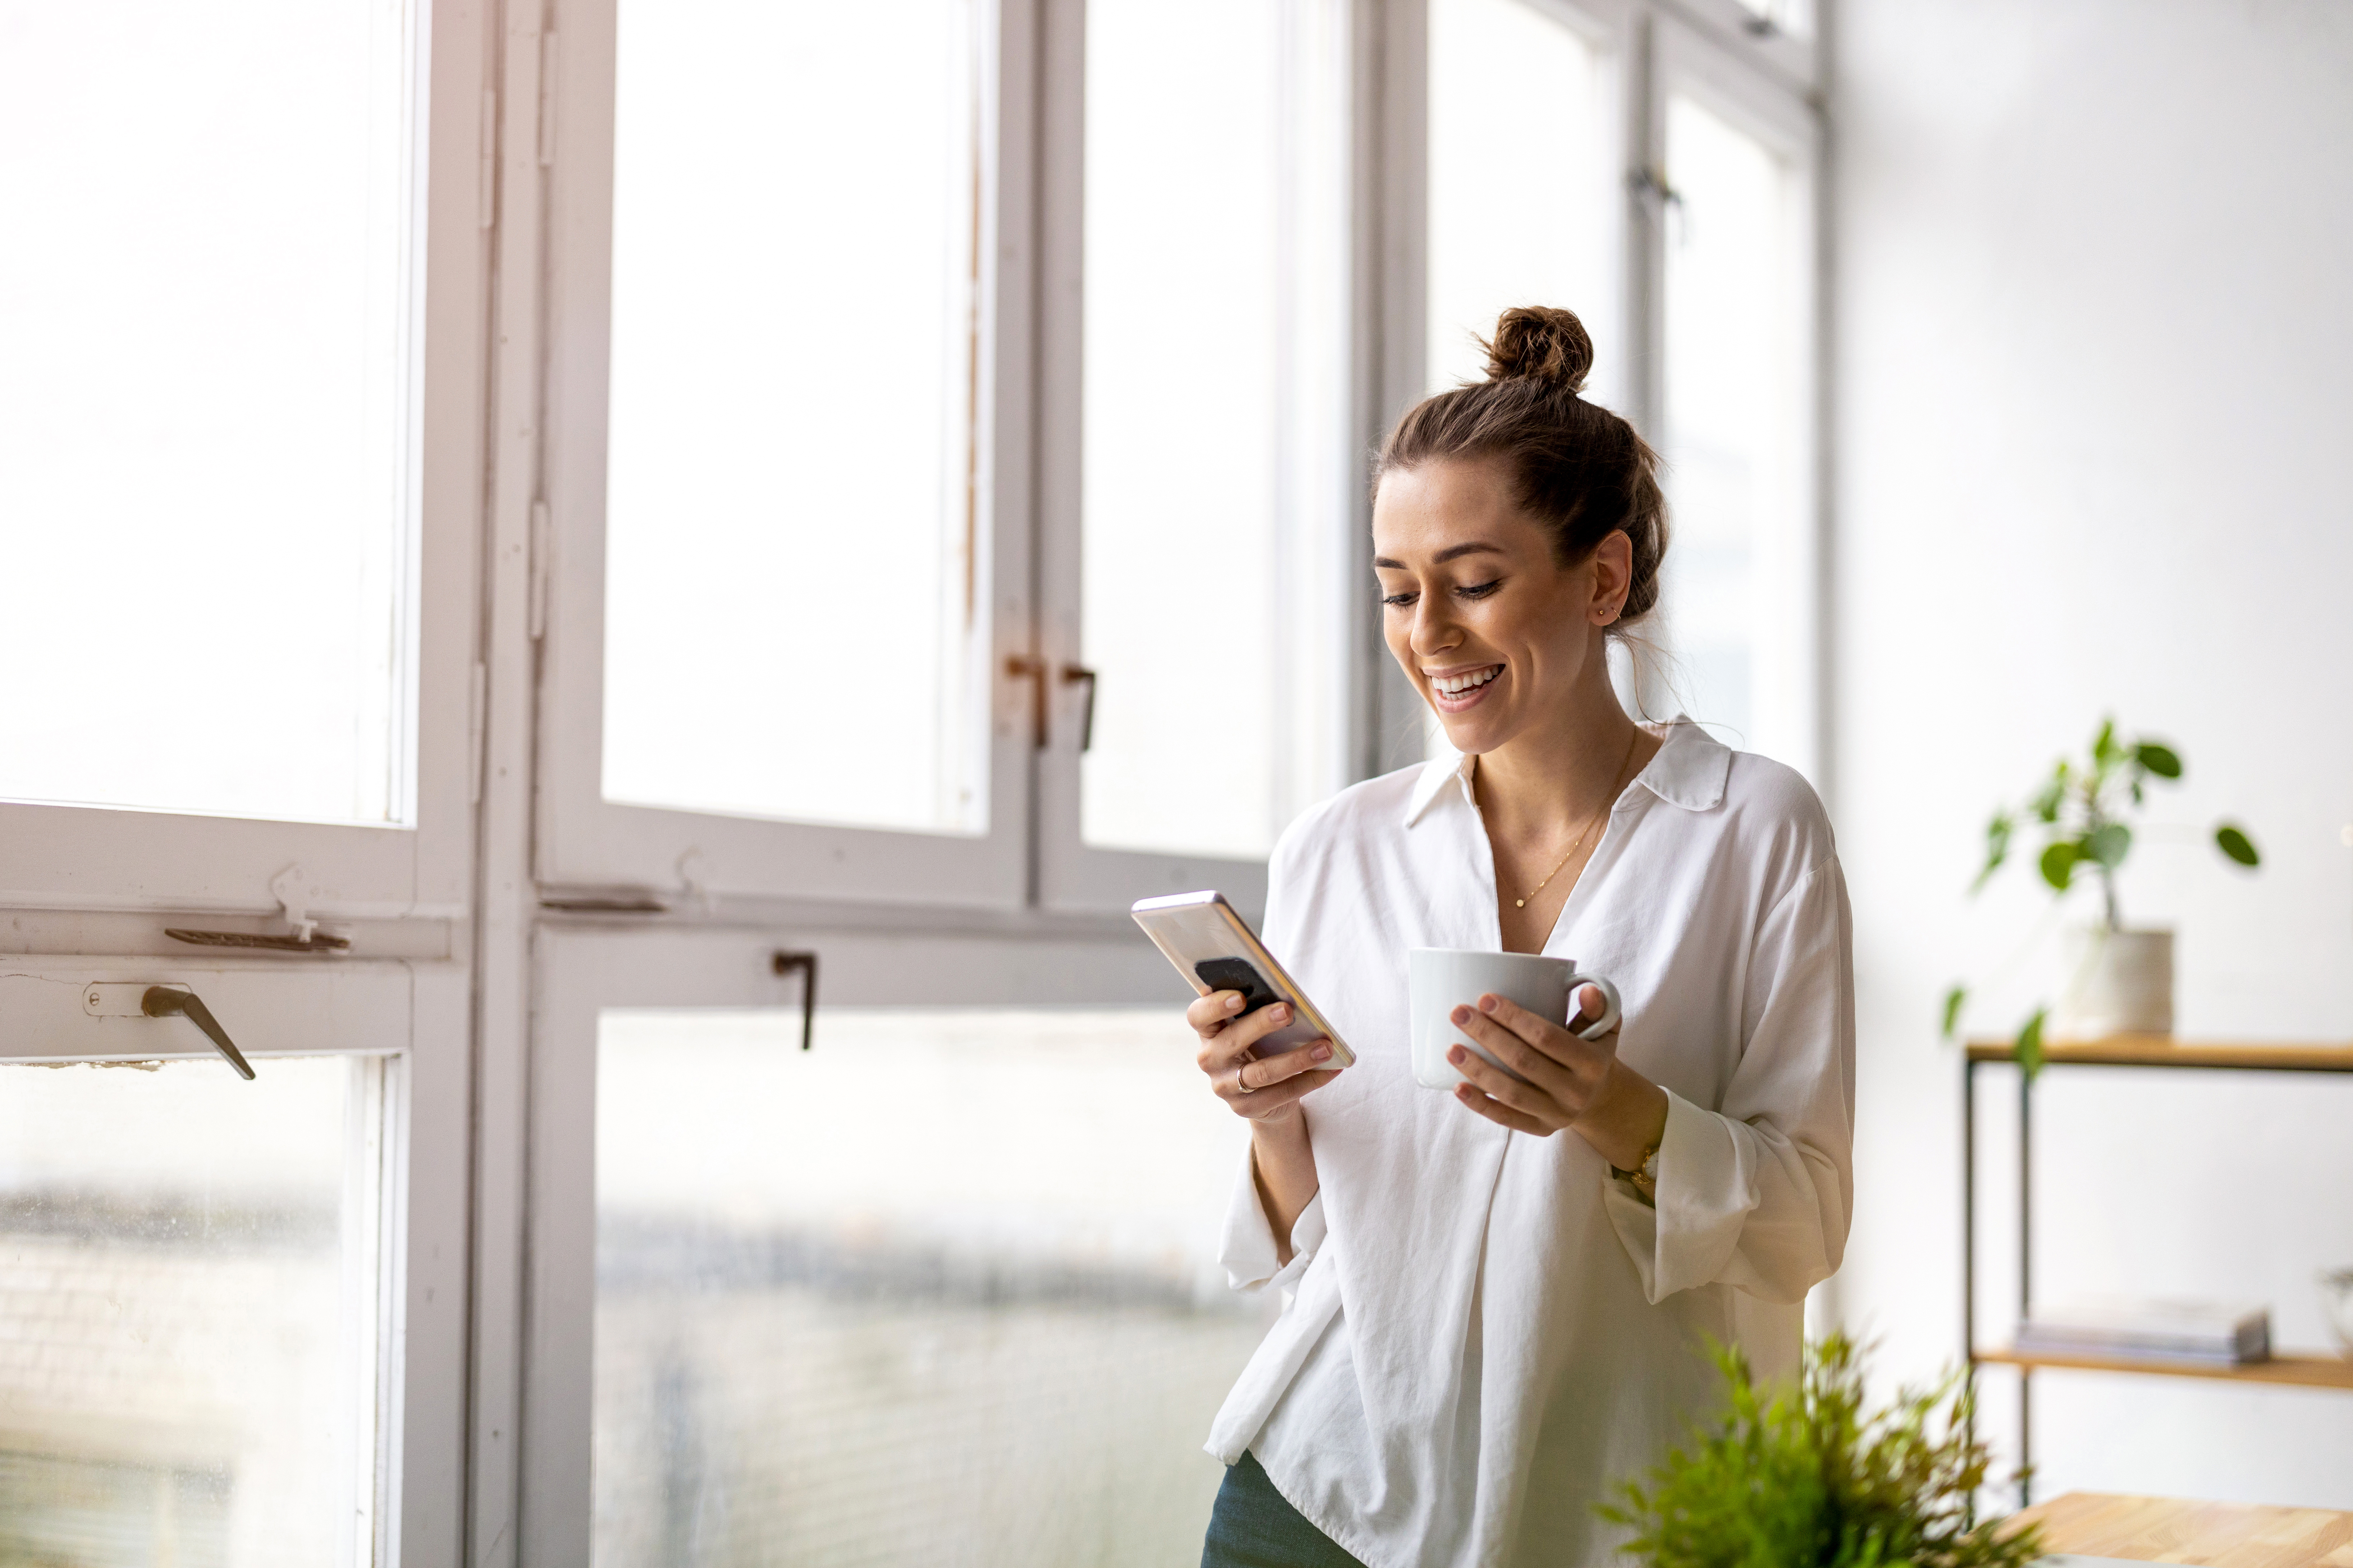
top-left (512, 921), bottom-right (1176, 1568)
top-left (0, 956), bottom-right (474, 1567)
top-left (1032, 0), bottom-right (1384, 920)
top-left (529, 0), bottom-right (1045, 914)
top-left (0, 9), bottom-right (492, 931)
top-left (1643, 7), bottom-right (1824, 781)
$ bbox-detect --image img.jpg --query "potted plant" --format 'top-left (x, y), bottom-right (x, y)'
top-left (1601, 1335), bottom-right (2040, 1567)
top-left (1941, 719), bottom-right (2258, 1067)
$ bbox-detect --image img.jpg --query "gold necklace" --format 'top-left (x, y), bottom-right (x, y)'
top-left (1514, 727), bottom-right (1641, 910)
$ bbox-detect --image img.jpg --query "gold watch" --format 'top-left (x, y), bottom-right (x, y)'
top-left (1613, 1142), bottom-right (1660, 1203)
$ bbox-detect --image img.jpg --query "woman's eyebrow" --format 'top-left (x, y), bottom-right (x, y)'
top-left (1371, 542), bottom-right (1507, 570)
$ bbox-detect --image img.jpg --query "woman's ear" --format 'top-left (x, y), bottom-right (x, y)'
top-left (1589, 530), bottom-right (1634, 625)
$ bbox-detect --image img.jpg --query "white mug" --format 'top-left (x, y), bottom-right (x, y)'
top-left (1408, 948), bottom-right (1623, 1091)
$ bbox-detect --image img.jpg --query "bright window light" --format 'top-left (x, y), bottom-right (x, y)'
top-left (1660, 93), bottom-right (1810, 769)
top-left (0, 0), bottom-right (420, 825)
top-left (1078, 0), bottom-right (1354, 861)
top-left (0, 1057), bottom-right (389, 1566)
top-left (593, 1007), bottom-right (1266, 1564)
top-left (598, 0), bottom-right (987, 835)
top-left (1426, 0), bottom-right (1618, 401)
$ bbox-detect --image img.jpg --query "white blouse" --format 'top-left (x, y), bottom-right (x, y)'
top-left (1207, 719), bottom-right (1855, 1568)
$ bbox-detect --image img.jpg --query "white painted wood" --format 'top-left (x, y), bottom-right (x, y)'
top-left (465, 3), bottom-right (557, 1563)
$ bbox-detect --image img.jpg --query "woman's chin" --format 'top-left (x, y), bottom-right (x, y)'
top-left (1433, 711), bottom-right (1510, 757)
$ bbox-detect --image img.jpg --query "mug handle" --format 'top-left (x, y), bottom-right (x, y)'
top-left (1563, 973), bottom-right (1621, 1040)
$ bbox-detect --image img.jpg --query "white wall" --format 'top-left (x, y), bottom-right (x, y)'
top-left (1829, 0), bottom-right (2353, 1509)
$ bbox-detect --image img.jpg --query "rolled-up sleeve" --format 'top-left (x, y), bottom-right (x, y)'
top-left (1219, 1147), bottom-right (1327, 1293)
top-left (1604, 856), bottom-right (1856, 1304)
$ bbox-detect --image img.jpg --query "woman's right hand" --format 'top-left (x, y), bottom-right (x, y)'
top-left (1188, 991), bottom-right (1339, 1123)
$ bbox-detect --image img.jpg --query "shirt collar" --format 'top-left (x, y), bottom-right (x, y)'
top-left (1402, 715), bottom-right (1730, 827)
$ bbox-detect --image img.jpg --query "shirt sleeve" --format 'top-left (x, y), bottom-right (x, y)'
top-left (1603, 855), bottom-right (1856, 1305)
top-left (1219, 1145), bottom-right (1328, 1293)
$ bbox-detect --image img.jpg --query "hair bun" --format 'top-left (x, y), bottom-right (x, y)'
top-left (1481, 306), bottom-right (1593, 393)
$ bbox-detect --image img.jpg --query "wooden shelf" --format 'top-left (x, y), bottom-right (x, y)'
top-left (1975, 1344), bottom-right (2353, 1390)
top-left (1965, 1035), bottom-right (2353, 1072)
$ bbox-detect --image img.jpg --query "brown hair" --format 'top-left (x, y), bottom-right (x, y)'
top-left (1376, 306), bottom-right (1668, 627)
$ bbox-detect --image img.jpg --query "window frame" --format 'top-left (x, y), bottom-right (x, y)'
top-left (0, 4), bottom-right (490, 930)
top-left (1642, 7), bottom-right (1825, 781)
top-left (1032, 0), bottom-right (1386, 921)
top-left (529, 0), bottom-right (1045, 914)
top-left (0, 955), bottom-right (473, 1567)
top-left (513, 921), bottom-right (1178, 1567)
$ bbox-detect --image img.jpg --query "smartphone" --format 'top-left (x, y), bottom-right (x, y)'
top-left (1129, 890), bottom-right (1356, 1068)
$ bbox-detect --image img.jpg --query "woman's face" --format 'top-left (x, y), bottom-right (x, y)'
top-left (1371, 456), bottom-right (1625, 757)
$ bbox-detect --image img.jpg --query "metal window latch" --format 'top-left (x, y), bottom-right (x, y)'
top-left (83, 983), bottom-right (257, 1080)
top-left (165, 864), bottom-right (352, 953)
top-left (1008, 656), bottom-right (1100, 752)
top-left (1060, 664), bottom-right (1098, 752)
top-left (771, 951), bottom-right (818, 1051)
top-left (1006, 655), bottom-right (1048, 749)
top-left (1627, 166), bottom-right (1685, 212)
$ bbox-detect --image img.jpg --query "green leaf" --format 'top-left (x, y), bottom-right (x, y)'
top-left (2215, 822), bottom-right (2260, 867)
top-left (1971, 812), bottom-right (2012, 893)
top-left (2038, 839), bottom-right (2080, 892)
top-left (2084, 821), bottom-right (2132, 870)
top-left (2015, 1008), bottom-right (2047, 1080)
top-left (2134, 742), bottom-right (2182, 779)
top-left (2092, 717), bottom-right (2119, 766)
top-left (1940, 985), bottom-right (1966, 1040)
top-left (1595, 1334), bottom-right (2046, 1568)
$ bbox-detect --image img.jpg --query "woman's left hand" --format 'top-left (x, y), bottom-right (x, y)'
top-left (1445, 987), bottom-right (1668, 1169)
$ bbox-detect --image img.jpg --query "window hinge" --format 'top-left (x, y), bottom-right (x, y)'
top-left (479, 88), bottom-right (498, 229)
top-left (537, 33), bottom-right (559, 166)
top-left (469, 660), bottom-right (489, 803)
top-left (528, 499), bottom-right (552, 641)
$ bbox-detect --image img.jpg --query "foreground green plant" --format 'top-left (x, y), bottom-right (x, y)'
top-left (1599, 1335), bottom-right (2038, 1568)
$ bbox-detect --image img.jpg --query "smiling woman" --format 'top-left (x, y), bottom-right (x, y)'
top-left (1179, 306), bottom-right (1855, 1568)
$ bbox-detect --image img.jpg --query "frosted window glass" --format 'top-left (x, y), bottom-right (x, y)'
top-left (1426, 0), bottom-right (1616, 400)
top-left (1078, 0), bottom-right (1352, 861)
top-left (1660, 95), bottom-right (1805, 765)
top-left (593, 1007), bottom-right (1267, 1566)
top-left (0, 1058), bottom-right (385, 1567)
top-left (599, 0), bottom-right (986, 835)
top-left (0, 1), bottom-right (420, 825)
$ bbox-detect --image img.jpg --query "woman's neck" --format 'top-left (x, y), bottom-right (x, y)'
top-left (1469, 668), bottom-right (1644, 840)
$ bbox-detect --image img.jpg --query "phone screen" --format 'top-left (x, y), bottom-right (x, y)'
top-left (1193, 957), bottom-right (1281, 1015)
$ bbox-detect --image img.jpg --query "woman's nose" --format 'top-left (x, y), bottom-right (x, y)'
top-left (1410, 596), bottom-right (1459, 655)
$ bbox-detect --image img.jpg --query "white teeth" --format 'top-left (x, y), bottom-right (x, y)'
top-left (1431, 666), bottom-right (1500, 694)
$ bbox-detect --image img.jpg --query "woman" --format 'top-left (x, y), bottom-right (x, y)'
top-left (1189, 307), bottom-right (1854, 1568)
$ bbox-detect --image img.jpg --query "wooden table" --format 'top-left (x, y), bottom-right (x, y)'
top-left (2014, 1491), bottom-right (2353, 1567)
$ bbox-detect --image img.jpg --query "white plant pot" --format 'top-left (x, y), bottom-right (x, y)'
top-left (2051, 926), bottom-right (2174, 1041)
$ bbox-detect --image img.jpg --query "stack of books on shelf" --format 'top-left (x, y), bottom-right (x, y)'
top-left (2017, 1298), bottom-right (2271, 1366)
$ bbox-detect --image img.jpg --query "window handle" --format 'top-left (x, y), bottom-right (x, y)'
top-left (1060, 665), bottom-right (1098, 752)
top-left (82, 984), bottom-right (258, 1079)
top-left (143, 988), bottom-right (257, 1080)
top-left (771, 950), bottom-right (818, 1050)
top-left (1005, 655), bottom-right (1048, 749)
